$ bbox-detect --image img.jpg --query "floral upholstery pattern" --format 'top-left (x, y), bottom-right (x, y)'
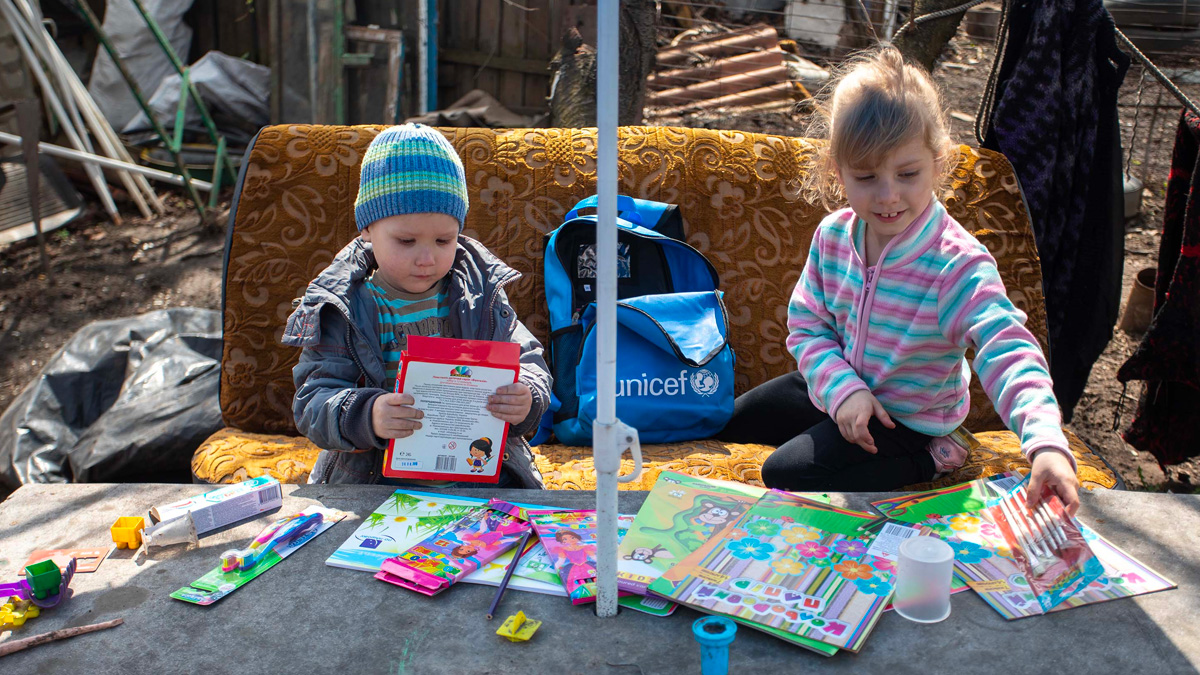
top-left (193, 124), bottom-right (1114, 490)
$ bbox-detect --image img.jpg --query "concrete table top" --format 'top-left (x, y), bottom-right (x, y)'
top-left (0, 484), bottom-right (1196, 674)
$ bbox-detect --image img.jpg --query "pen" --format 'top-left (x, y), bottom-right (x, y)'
top-left (487, 529), bottom-right (533, 620)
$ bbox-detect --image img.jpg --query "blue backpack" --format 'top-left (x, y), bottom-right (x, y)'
top-left (537, 195), bottom-right (735, 446)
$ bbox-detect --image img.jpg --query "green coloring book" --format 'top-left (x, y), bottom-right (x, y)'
top-left (648, 491), bottom-right (892, 655)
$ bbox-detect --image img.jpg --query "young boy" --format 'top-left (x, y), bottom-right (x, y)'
top-left (283, 124), bottom-right (551, 488)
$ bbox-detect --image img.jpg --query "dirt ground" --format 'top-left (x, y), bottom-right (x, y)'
top-left (0, 195), bottom-right (226, 421)
top-left (1, 28), bottom-right (1195, 493)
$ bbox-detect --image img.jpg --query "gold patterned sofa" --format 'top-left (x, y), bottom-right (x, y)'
top-left (193, 124), bottom-right (1119, 492)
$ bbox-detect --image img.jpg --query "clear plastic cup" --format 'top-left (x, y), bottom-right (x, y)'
top-left (894, 535), bottom-right (955, 623)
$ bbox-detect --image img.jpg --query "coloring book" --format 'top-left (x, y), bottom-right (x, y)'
top-left (648, 491), bottom-right (894, 654)
top-left (617, 471), bottom-right (766, 596)
top-left (377, 500), bottom-right (531, 596)
top-left (326, 489), bottom-right (485, 572)
top-left (871, 473), bottom-right (1173, 618)
top-left (527, 510), bottom-right (601, 605)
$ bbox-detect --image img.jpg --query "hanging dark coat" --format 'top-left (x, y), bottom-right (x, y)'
top-left (1117, 110), bottom-right (1200, 467)
top-left (977, 0), bottom-right (1130, 421)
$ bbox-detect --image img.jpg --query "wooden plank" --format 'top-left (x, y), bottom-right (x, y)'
top-left (186, 0), bottom-right (215, 62)
top-left (233, 0), bottom-right (257, 60)
top-left (254, 0), bottom-right (271, 65)
top-left (523, 0), bottom-right (552, 110)
top-left (475, 0), bottom-right (502, 106)
top-left (440, 48), bottom-right (548, 75)
top-left (452, 0), bottom-right (480, 103)
top-left (438, 0), bottom-right (458, 107)
top-left (498, 0), bottom-right (527, 112)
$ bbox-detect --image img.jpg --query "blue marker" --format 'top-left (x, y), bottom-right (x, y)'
top-left (693, 616), bottom-right (737, 675)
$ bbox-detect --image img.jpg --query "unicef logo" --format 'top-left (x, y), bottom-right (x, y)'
top-left (689, 369), bottom-right (719, 397)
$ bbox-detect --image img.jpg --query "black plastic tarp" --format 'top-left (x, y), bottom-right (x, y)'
top-left (122, 50), bottom-right (270, 148)
top-left (0, 308), bottom-right (223, 487)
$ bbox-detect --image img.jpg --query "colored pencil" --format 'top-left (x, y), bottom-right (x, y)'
top-left (486, 529), bottom-right (533, 620)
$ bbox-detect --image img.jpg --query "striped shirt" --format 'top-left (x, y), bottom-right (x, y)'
top-left (787, 200), bottom-right (1072, 466)
top-left (367, 273), bottom-right (452, 388)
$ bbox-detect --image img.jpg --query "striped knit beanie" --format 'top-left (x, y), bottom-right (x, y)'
top-left (354, 124), bottom-right (468, 232)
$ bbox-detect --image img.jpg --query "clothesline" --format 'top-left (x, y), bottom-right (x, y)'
top-left (1113, 27), bottom-right (1200, 119)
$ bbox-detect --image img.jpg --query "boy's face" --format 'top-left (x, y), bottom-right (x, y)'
top-left (362, 213), bottom-right (459, 293)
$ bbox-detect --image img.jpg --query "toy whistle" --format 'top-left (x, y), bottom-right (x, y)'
top-left (220, 511), bottom-right (323, 572)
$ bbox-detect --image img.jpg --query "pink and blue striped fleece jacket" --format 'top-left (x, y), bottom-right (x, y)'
top-left (787, 199), bottom-right (1073, 468)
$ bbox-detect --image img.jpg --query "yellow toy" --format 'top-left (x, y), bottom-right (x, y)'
top-left (110, 516), bottom-right (146, 549)
top-left (495, 611), bottom-right (541, 642)
top-left (0, 596), bottom-right (40, 628)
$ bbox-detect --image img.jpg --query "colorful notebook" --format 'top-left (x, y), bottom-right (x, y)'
top-left (376, 500), bottom-right (530, 596)
top-left (648, 491), bottom-right (894, 654)
top-left (528, 510), bottom-right (601, 605)
top-left (326, 489), bottom-right (486, 572)
top-left (872, 473), bottom-right (1174, 618)
top-left (617, 471), bottom-right (766, 596)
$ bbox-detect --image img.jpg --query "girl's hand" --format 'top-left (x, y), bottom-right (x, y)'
top-left (488, 382), bottom-right (532, 424)
top-left (372, 393), bottom-right (423, 439)
top-left (834, 390), bottom-right (895, 454)
top-left (1026, 449), bottom-right (1080, 516)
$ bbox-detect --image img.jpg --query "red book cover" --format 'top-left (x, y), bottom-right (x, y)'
top-left (382, 336), bottom-right (520, 483)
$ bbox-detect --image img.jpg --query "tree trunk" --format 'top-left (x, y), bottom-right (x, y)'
top-left (550, 0), bottom-right (656, 127)
top-left (892, 0), bottom-right (970, 73)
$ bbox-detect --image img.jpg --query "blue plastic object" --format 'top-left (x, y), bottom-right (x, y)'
top-left (693, 616), bottom-right (737, 675)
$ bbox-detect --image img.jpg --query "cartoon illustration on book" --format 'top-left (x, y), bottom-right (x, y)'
top-left (642, 495), bottom-right (749, 550)
top-left (624, 544), bottom-right (674, 566)
top-left (377, 500), bottom-right (531, 596)
top-left (648, 492), bottom-right (894, 654)
top-left (326, 490), bottom-right (483, 572)
top-left (617, 472), bottom-right (766, 596)
top-left (467, 437), bottom-right (493, 474)
top-left (553, 529), bottom-right (597, 588)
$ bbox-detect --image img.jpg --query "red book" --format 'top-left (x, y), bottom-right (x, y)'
top-left (382, 335), bottom-right (520, 483)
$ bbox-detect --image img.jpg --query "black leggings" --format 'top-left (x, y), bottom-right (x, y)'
top-left (717, 371), bottom-right (936, 491)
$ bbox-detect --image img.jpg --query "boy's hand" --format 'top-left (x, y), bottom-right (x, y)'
top-left (834, 389), bottom-right (895, 454)
top-left (372, 393), bottom-right (423, 439)
top-left (488, 382), bottom-right (532, 424)
top-left (1026, 449), bottom-right (1080, 516)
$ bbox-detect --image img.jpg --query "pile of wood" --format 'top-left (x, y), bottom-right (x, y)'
top-left (645, 25), bottom-right (809, 119)
top-left (0, 0), bottom-right (163, 224)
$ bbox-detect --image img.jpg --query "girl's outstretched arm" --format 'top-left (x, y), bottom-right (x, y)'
top-left (938, 250), bottom-right (1078, 511)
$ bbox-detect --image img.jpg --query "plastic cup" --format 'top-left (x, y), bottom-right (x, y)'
top-left (894, 535), bottom-right (954, 623)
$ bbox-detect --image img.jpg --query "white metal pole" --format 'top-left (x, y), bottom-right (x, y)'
top-left (0, 131), bottom-right (214, 191)
top-left (593, 0), bottom-right (620, 619)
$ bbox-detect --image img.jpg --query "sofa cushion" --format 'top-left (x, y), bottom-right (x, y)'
top-left (221, 125), bottom-right (1045, 437)
top-left (191, 427), bottom-right (1116, 491)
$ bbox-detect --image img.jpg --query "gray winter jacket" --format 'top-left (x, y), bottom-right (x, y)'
top-left (282, 235), bottom-right (551, 488)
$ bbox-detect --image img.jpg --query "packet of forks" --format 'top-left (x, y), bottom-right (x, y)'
top-left (982, 481), bottom-right (1104, 614)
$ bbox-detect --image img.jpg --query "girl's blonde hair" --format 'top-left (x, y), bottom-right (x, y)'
top-left (802, 45), bottom-right (956, 207)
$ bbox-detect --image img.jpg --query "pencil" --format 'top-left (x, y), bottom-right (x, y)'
top-left (487, 529), bottom-right (533, 620)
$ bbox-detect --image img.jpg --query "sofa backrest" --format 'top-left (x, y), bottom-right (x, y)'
top-left (222, 124), bottom-right (1047, 436)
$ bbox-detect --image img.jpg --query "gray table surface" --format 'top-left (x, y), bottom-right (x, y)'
top-left (0, 484), bottom-right (1196, 674)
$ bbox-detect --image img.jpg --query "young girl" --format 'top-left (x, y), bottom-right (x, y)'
top-left (717, 46), bottom-right (1081, 514)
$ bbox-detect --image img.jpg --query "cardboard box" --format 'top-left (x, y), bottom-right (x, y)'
top-left (150, 476), bottom-right (283, 534)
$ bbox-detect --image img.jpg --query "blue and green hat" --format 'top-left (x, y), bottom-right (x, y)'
top-left (354, 124), bottom-right (468, 232)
